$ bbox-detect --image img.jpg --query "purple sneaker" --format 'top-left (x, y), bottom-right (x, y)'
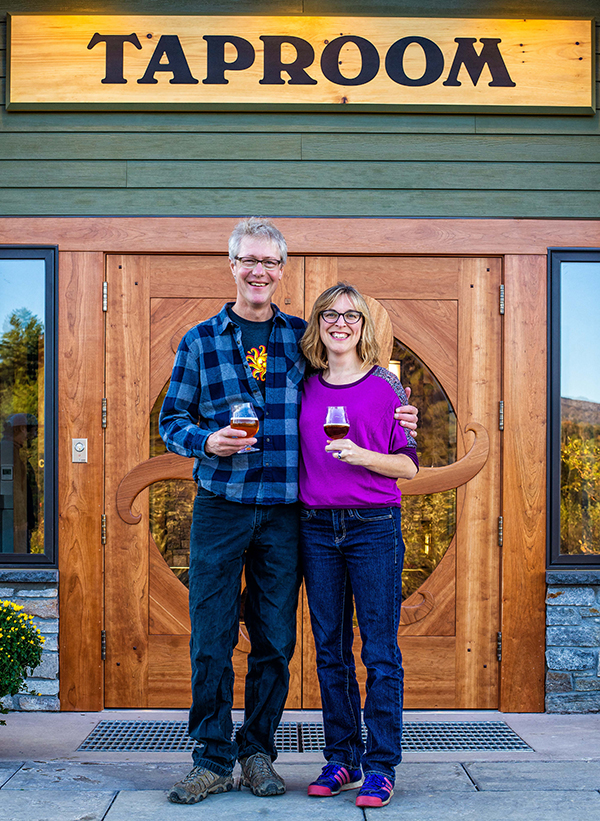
top-left (355, 772), bottom-right (394, 807)
top-left (307, 763), bottom-right (363, 797)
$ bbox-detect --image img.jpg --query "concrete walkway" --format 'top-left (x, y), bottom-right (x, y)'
top-left (2, 710), bottom-right (600, 820)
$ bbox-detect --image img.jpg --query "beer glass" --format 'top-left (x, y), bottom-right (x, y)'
top-left (230, 402), bottom-right (259, 453)
top-left (324, 406), bottom-right (349, 439)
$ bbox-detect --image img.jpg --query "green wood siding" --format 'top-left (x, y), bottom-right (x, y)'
top-left (1, 3), bottom-right (599, 218)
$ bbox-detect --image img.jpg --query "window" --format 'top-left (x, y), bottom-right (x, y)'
top-left (0, 248), bottom-right (57, 565)
top-left (548, 249), bottom-right (600, 567)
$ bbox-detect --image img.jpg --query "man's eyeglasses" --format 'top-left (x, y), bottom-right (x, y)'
top-left (234, 256), bottom-right (283, 271)
top-left (319, 310), bottom-right (363, 325)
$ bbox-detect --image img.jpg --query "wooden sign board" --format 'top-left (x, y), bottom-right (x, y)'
top-left (6, 15), bottom-right (596, 114)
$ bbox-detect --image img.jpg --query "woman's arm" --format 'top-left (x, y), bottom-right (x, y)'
top-left (325, 439), bottom-right (418, 479)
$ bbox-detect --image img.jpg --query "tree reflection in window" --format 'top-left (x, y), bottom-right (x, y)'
top-left (389, 338), bottom-right (457, 599)
top-left (0, 306), bottom-right (44, 555)
top-left (149, 382), bottom-right (195, 587)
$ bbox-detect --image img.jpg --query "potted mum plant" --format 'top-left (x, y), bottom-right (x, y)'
top-left (0, 599), bottom-right (45, 724)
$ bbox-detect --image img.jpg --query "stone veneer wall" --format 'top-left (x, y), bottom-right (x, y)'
top-left (546, 570), bottom-right (600, 713)
top-left (0, 569), bottom-right (59, 711)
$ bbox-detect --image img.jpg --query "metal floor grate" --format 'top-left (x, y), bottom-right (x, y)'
top-left (78, 720), bottom-right (531, 753)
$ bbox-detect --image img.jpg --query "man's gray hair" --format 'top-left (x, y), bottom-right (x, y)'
top-left (228, 217), bottom-right (288, 265)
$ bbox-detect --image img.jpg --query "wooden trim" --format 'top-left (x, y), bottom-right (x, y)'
top-left (57, 251), bottom-right (104, 711)
top-left (500, 255), bottom-right (547, 712)
top-left (0, 217), bottom-right (599, 255)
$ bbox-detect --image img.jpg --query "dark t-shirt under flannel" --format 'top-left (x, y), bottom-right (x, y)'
top-left (159, 303), bottom-right (307, 505)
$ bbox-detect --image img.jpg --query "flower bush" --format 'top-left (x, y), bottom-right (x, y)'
top-left (0, 600), bottom-right (45, 722)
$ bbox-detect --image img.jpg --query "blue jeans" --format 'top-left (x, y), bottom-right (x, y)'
top-left (300, 507), bottom-right (405, 780)
top-left (188, 486), bottom-right (301, 775)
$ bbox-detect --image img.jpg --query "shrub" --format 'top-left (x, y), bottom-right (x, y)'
top-left (0, 600), bottom-right (45, 722)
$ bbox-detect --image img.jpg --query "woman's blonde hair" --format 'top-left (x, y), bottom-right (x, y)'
top-left (301, 282), bottom-right (380, 371)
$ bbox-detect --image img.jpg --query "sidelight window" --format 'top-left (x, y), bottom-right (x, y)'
top-left (548, 249), bottom-right (600, 567)
top-left (0, 248), bottom-right (57, 565)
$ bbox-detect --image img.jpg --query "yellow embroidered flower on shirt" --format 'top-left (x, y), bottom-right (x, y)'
top-left (246, 345), bottom-right (267, 381)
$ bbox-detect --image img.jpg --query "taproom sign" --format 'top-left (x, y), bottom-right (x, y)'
top-left (6, 15), bottom-right (595, 113)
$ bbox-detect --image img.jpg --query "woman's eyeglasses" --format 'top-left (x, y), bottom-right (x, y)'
top-left (319, 310), bottom-right (363, 325)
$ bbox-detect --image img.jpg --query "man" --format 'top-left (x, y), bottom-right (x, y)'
top-left (159, 218), bottom-right (418, 804)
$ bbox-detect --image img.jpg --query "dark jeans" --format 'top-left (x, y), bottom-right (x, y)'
top-left (300, 507), bottom-right (405, 780)
top-left (188, 486), bottom-right (301, 775)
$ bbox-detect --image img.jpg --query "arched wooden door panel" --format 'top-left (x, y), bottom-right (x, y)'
top-left (302, 257), bottom-right (501, 709)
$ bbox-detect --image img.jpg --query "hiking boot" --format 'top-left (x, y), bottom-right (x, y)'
top-left (355, 772), bottom-right (394, 807)
top-left (240, 752), bottom-right (286, 796)
top-left (308, 763), bottom-right (363, 796)
top-left (167, 765), bottom-right (234, 804)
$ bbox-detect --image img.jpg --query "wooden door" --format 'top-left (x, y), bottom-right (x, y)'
top-left (104, 252), bottom-right (501, 711)
top-left (302, 257), bottom-right (502, 709)
top-left (104, 254), bottom-right (304, 708)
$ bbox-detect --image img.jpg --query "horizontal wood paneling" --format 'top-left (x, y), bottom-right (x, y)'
top-left (125, 160), bottom-right (600, 190)
top-left (302, 134), bottom-right (600, 162)
top-left (0, 132), bottom-right (302, 159)
top-left (2, 188), bottom-right (600, 217)
top-left (4, 158), bottom-right (591, 192)
top-left (0, 106), bottom-right (477, 134)
top-left (0, 161), bottom-right (126, 187)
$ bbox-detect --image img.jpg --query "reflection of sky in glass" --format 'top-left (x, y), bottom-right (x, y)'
top-left (0, 259), bottom-right (45, 332)
top-left (561, 262), bottom-right (600, 404)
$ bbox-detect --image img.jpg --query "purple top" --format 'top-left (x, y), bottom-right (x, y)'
top-left (299, 366), bottom-right (419, 509)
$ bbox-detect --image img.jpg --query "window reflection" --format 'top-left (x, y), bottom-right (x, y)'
top-left (390, 338), bottom-right (457, 598)
top-left (0, 260), bottom-right (45, 555)
top-left (560, 262), bottom-right (600, 556)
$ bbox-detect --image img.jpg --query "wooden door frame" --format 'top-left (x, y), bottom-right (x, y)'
top-left (3, 216), bottom-right (597, 712)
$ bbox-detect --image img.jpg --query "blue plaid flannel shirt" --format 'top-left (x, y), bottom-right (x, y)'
top-left (159, 303), bottom-right (307, 505)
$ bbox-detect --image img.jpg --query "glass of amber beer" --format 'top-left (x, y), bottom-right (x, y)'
top-left (230, 402), bottom-right (260, 453)
top-left (324, 406), bottom-right (349, 440)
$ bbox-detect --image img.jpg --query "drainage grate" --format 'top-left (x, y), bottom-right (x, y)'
top-left (78, 720), bottom-right (531, 753)
top-left (300, 722), bottom-right (530, 752)
top-left (78, 720), bottom-right (300, 753)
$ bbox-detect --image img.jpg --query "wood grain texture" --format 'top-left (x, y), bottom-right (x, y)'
top-left (1, 218), bottom-right (598, 256)
top-left (383, 299), bottom-right (458, 408)
top-left (454, 258), bottom-right (501, 709)
top-left (399, 538), bottom-right (456, 636)
top-left (500, 255), bottom-right (547, 713)
top-left (9, 16), bottom-right (591, 111)
top-left (57, 252), bottom-right (104, 711)
top-left (148, 537), bottom-right (191, 635)
top-left (104, 255), bottom-right (150, 708)
top-left (398, 422), bottom-right (489, 495)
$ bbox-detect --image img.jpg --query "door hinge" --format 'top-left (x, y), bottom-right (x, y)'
top-left (499, 400), bottom-right (504, 431)
top-left (102, 398), bottom-right (107, 429)
top-left (496, 631), bottom-right (502, 662)
top-left (499, 284), bottom-right (505, 315)
top-left (102, 281), bottom-right (108, 312)
top-left (498, 515), bottom-right (503, 547)
top-left (101, 514), bottom-right (107, 545)
top-left (101, 629), bottom-right (106, 661)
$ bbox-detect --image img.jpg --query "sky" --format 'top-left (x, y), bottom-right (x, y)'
top-left (0, 259), bottom-right (46, 332)
top-left (561, 261), bottom-right (600, 405)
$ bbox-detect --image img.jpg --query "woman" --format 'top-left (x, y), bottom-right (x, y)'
top-left (299, 283), bottom-right (418, 809)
